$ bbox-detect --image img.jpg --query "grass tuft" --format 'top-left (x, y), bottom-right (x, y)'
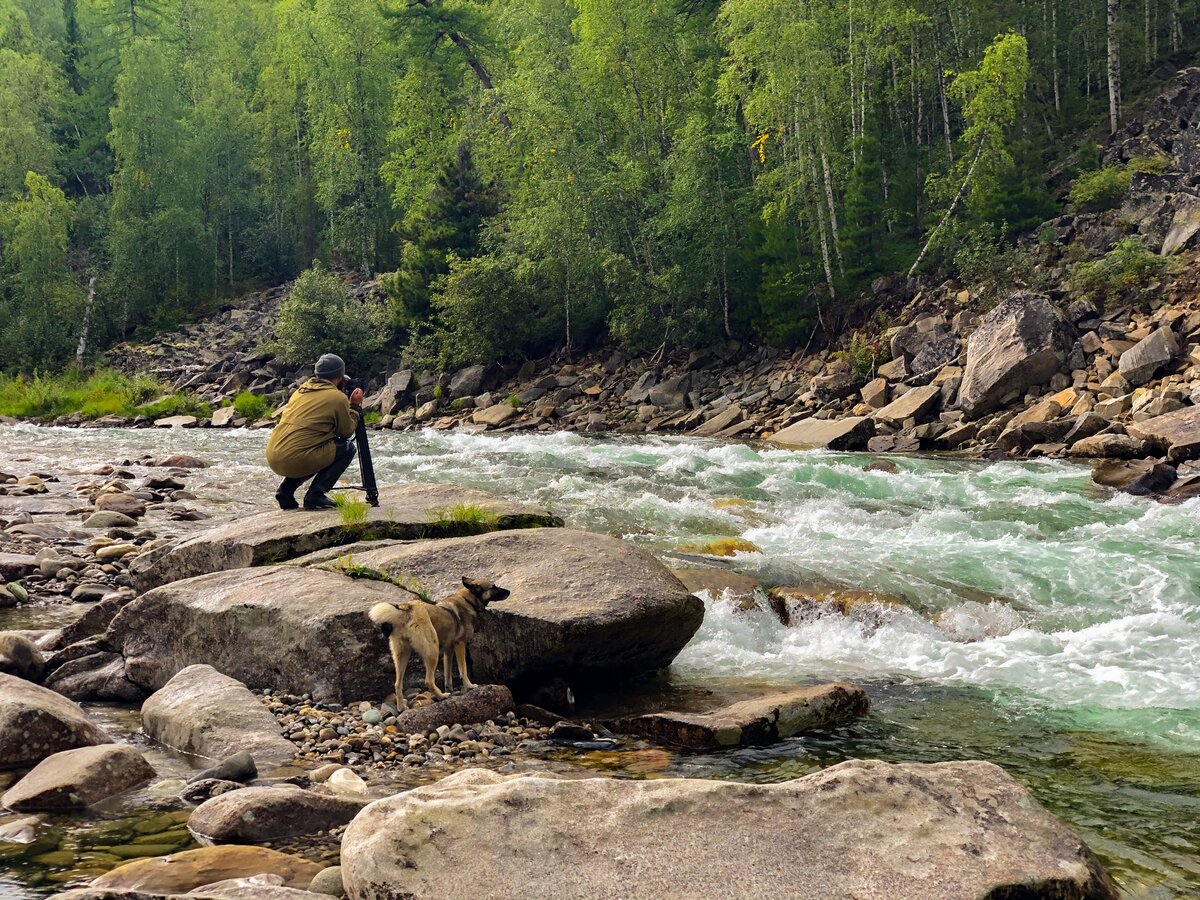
top-left (332, 494), bottom-right (370, 528)
top-left (0, 369), bottom-right (210, 421)
top-left (332, 553), bottom-right (432, 602)
top-left (433, 503), bottom-right (499, 534)
top-left (232, 391), bottom-right (270, 421)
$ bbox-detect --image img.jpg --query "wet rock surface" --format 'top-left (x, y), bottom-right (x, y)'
top-left (0, 674), bottom-right (111, 769)
top-left (187, 786), bottom-right (367, 844)
top-left (2, 744), bottom-right (155, 811)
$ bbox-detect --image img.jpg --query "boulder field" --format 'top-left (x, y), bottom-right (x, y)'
top-left (340, 762), bottom-right (1117, 900)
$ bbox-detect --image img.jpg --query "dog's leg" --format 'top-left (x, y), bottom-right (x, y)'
top-left (392, 641), bottom-right (411, 710)
top-left (422, 649), bottom-right (448, 699)
top-left (454, 642), bottom-right (476, 690)
top-left (442, 651), bottom-right (454, 693)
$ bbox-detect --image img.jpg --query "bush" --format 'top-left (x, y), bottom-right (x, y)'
top-left (951, 224), bottom-right (1047, 297)
top-left (1069, 238), bottom-right (1175, 301)
top-left (1128, 152), bottom-right (1174, 175)
top-left (1068, 167), bottom-right (1131, 212)
top-left (232, 391), bottom-right (269, 421)
top-left (833, 332), bottom-right (886, 377)
top-left (271, 264), bottom-right (390, 370)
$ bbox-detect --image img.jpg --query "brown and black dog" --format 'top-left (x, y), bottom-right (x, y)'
top-left (368, 577), bottom-right (510, 707)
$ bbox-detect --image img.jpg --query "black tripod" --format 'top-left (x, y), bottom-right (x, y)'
top-left (353, 409), bottom-right (380, 507)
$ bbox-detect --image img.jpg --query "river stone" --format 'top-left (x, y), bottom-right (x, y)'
top-left (155, 415), bottom-right (199, 428)
top-left (393, 685), bottom-right (514, 732)
top-left (129, 483), bottom-right (561, 592)
top-left (448, 364), bottom-right (488, 398)
top-left (188, 785), bottom-right (367, 843)
top-left (766, 416), bottom-right (875, 451)
top-left (307, 865), bottom-right (345, 897)
top-left (1067, 433), bottom-right (1151, 459)
top-left (1118, 325), bottom-right (1179, 385)
top-left (333, 528), bottom-right (704, 689)
top-left (958, 292), bottom-right (1072, 417)
top-left (614, 684), bottom-right (869, 750)
top-left (1126, 404), bottom-right (1200, 453)
top-left (0, 551), bottom-right (37, 579)
top-left (670, 568), bottom-right (759, 608)
top-left (0, 673), bottom-right (111, 769)
top-left (1, 743), bottom-right (155, 810)
top-left (52, 887), bottom-right (330, 900)
top-left (141, 664), bottom-right (296, 765)
top-left (340, 762), bottom-right (1117, 900)
top-left (188, 751), bottom-right (258, 785)
top-left (94, 493), bottom-right (148, 519)
top-left (88, 846), bottom-right (323, 892)
top-left (1091, 459), bottom-right (1178, 495)
top-left (82, 510), bottom-right (138, 529)
top-left (43, 651), bottom-right (144, 702)
top-left (472, 403), bottom-right (518, 427)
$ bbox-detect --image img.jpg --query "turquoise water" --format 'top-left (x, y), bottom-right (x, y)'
top-left (2, 425), bottom-right (1199, 896)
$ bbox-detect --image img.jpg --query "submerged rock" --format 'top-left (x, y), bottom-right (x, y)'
top-left (188, 785), bottom-right (367, 843)
top-left (141, 664), bottom-right (296, 765)
top-left (340, 762), bottom-right (1118, 900)
top-left (86, 845), bottom-right (323, 893)
top-left (614, 684), bottom-right (869, 750)
top-left (1, 744), bottom-right (154, 810)
top-left (0, 673), bottom-right (111, 769)
top-left (129, 483), bottom-right (561, 592)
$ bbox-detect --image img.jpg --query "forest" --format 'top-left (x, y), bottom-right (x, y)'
top-left (0, 0), bottom-right (1195, 372)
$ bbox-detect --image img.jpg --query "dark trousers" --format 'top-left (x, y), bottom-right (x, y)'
top-left (278, 438), bottom-right (357, 501)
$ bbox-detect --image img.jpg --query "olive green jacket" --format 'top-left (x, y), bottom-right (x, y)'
top-left (265, 378), bottom-right (361, 478)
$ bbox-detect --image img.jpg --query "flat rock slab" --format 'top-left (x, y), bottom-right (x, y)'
top-left (340, 762), bottom-right (1117, 900)
top-left (1127, 404), bottom-right (1200, 451)
top-left (872, 384), bottom-right (942, 426)
top-left (0, 552), bottom-right (37, 579)
top-left (87, 845), bottom-right (323, 893)
top-left (0, 496), bottom-right (85, 516)
top-left (767, 416), bottom-right (875, 451)
top-left (110, 568), bottom-right (402, 702)
top-left (1, 743), bottom-right (154, 810)
top-left (336, 528), bottom-right (705, 688)
top-left (614, 684), bottom-right (869, 750)
top-left (188, 785), bottom-right (367, 843)
top-left (0, 673), bottom-right (111, 770)
top-left (130, 482), bottom-right (562, 592)
top-left (142, 664), bottom-right (296, 765)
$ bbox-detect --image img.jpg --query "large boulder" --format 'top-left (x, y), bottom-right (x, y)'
top-left (87, 846), bottom-right (323, 893)
top-left (340, 762), bottom-right (1117, 900)
top-left (957, 292), bottom-right (1073, 417)
top-left (129, 483), bottom-right (561, 592)
top-left (871, 385), bottom-right (942, 426)
top-left (1118, 326), bottom-right (1179, 385)
top-left (766, 416), bottom-right (875, 451)
top-left (0, 673), bottom-right (110, 769)
top-left (1127, 404), bottom-right (1200, 454)
top-left (1, 743), bottom-right (154, 810)
top-left (188, 785), bottom-right (367, 843)
top-left (377, 369), bottom-right (414, 415)
top-left (141, 664), bottom-right (296, 765)
top-left (615, 684), bottom-right (869, 750)
top-left (392, 684), bottom-right (514, 733)
top-left (109, 568), bottom-right (402, 702)
top-left (331, 528), bottom-right (704, 690)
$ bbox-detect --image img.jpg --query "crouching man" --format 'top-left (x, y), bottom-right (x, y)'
top-left (266, 353), bottom-right (364, 510)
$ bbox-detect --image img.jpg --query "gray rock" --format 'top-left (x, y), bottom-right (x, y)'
top-left (1127, 404), bottom-right (1200, 452)
top-left (1118, 326), bottom-right (1179, 385)
top-left (141, 664), bottom-right (296, 765)
top-left (910, 333), bottom-right (960, 375)
top-left (393, 685), bottom-right (514, 733)
top-left (958, 292), bottom-right (1072, 417)
top-left (179, 778), bottom-right (247, 804)
top-left (188, 785), bottom-right (367, 843)
top-left (1, 743), bottom-right (154, 810)
top-left (82, 511), bottom-right (138, 529)
top-left (1092, 459), bottom-right (1178, 495)
top-left (340, 762), bottom-right (1117, 900)
top-left (308, 865), bottom-right (345, 897)
top-left (448, 364), bottom-right (488, 399)
top-left (187, 751), bottom-right (258, 785)
top-left (129, 483), bottom-right (561, 592)
top-left (0, 673), bottom-right (110, 769)
top-left (0, 632), bottom-right (45, 682)
top-left (615, 684), bottom-right (869, 750)
top-left (1067, 433), bottom-right (1151, 459)
top-left (334, 529), bottom-right (704, 691)
top-left (648, 374), bottom-right (691, 410)
top-left (872, 385), bottom-right (942, 426)
top-left (43, 652), bottom-right (144, 702)
top-left (766, 416), bottom-right (875, 451)
top-left (377, 370), bottom-right (414, 415)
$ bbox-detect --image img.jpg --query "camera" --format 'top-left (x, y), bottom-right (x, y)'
top-left (342, 377), bottom-right (363, 398)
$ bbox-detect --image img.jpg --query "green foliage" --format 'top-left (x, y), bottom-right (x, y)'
top-left (1069, 238), bottom-right (1176, 301)
top-left (0, 369), bottom-right (205, 420)
top-left (433, 503), bottom-right (499, 534)
top-left (1068, 167), bottom-right (1132, 213)
top-left (951, 224), bottom-right (1046, 297)
top-left (332, 553), bottom-right (431, 601)
top-left (1128, 153), bottom-right (1174, 175)
top-left (450, 397), bottom-right (471, 410)
top-left (363, 410), bottom-right (382, 425)
top-left (332, 494), bottom-right (369, 528)
top-left (232, 391), bottom-right (269, 421)
top-left (506, 394), bottom-right (522, 408)
top-left (833, 332), bottom-right (886, 377)
top-left (271, 264), bottom-right (390, 369)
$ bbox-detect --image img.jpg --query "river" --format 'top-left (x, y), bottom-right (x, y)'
top-left (2, 424), bottom-right (1199, 897)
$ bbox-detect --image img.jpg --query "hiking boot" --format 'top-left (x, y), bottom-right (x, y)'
top-left (303, 493), bottom-right (337, 510)
top-left (275, 482), bottom-right (300, 511)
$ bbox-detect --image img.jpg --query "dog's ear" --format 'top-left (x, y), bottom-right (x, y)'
top-left (462, 576), bottom-right (486, 592)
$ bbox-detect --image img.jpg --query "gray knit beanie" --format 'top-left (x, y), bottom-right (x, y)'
top-left (314, 353), bottom-right (346, 380)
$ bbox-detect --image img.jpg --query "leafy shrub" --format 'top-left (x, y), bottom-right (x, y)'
top-left (833, 332), bottom-right (886, 377)
top-left (1068, 167), bottom-right (1131, 212)
top-left (1128, 152), bottom-right (1174, 175)
top-left (1069, 238), bottom-right (1175, 300)
top-left (272, 264), bottom-right (390, 370)
top-left (232, 391), bottom-right (269, 421)
top-left (952, 224), bottom-right (1047, 297)
top-left (137, 393), bottom-right (212, 419)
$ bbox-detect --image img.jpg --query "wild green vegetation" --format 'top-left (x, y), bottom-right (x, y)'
top-left (231, 391), bottom-right (269, 421)
top-left (0, 0), bottom-right (1194, 374)
top-left (332, 553), bottom-right (432, 602)
top-left (433, 503), bottom-right (500, 534)
top-left (332, 493), bottom-right (370, 528)
top-left (0, 369), bottom-right (207, 420)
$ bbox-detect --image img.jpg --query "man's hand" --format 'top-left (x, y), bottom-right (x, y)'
top-left (350, 388), bottom-right (364, 407)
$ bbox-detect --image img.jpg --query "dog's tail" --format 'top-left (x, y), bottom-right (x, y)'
top-left (368, 602), bottom-right (410, 638)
